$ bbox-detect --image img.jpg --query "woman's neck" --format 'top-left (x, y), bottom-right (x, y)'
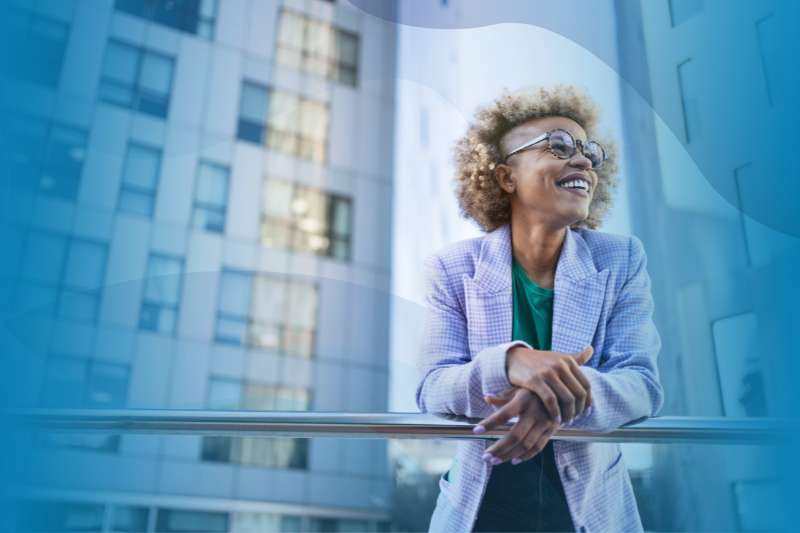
top-left (510, 220), bottom-right (566, 290)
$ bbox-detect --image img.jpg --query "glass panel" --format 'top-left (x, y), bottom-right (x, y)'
top-left (756, 15), bottom-right (786, 106)
top-left (285, 281), bottom-right (317, 329)
top-left (199, 0), bottom-right (217, 18)
top-left (99, 80), bottom-right (135, 107)
top-left (40, 357), bottom-right (88, 408)
top-left (200, 436), bottom-right (233, 462)
top-left (115, 0), bottom-right (149, 17)
top-left (14, 282), bottom-right (58, 315)
top-left (156, 510), bottom-right (229, 533)
top-left (266, 91), bottom-right (300, 136)
top-left (139, 303), bottom-right (177, 334)
top-left (104, 41), bottom-right (140, 85)
top-left (139, 52), bottom-right (174, 95)
top-left (298, 101), bottom-right (329, 142)
top-left (143, 255), bottom-right (183, 305)
top-left (112, 505), bottom-right (150, 533)
top-left (250, 276), bottom-right (286, 324)
top-left (84, 362), bottom-right (129, 409)
top-left (42, 433), bottom-right (120, 452)
top-left (260, 218), bottom-right (293, 248)
top-left (262, 178), bottom-right (294, 219)
top-left (22, 232), bottom-right (68, 284)
top-left (276, 11), bottom-right (305, 50)
top-left (207, 377), bottom-right (242, 410)
top-left (239, 82), bottom-right (268, 124)
top-left (122, 144), bottom-right (161, 191)
top-left (215, 316), bottom-right (246, 345)
top-left (331, 197), bottom-right (352, 237)
top-left (191, 207), bottom-right (225, 233)
top-left (136, 92), bottom-right (169, 118)
top-left (119, 189), bottom-right (155, 217)
top-left (230, 513), bottom-right (283, 533)
top-left (236, 120), bottom-right (263, 144)
top-left (282, 327), bottom-right (314, 358)
top-left (63, 240), bottom-right (107, 291)
top-left (194, 162), bottom-right (229, 207)
top-left (337, 31), bottom-right (359, 67)
top-left (218, 271), bottom-right (250, 317)
top-left (153, 1), bottom-right (182, 30)
top-left (247, 322), bottom-right (281, 350)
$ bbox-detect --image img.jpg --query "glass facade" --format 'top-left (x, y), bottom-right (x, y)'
top-left (237, 82), bottom-right (330, 163)
top-left (191, 161), bottom-right (229, 233)
top-left (668, 0), bottom-right (704, 27)
top-left (275, 10), bottom-right (359, 87)
top-left (215, 271), bottom-right (318, 357)
top-left (119, 144), bottom-right (162, 218)
top-left (755, 14), bottom-right (784, 107)
top-left (115, 0), bottom-right (218, 39)
top-left (261, 178), bottom-right (352, 260)
top-left (202, 377), bottom-right (310, 469)
top-left (100, 41), bottom-right (175, 118)
top-left (2, 8), bottom-right (69, 88)
top-left (140, 254), bottom-right (184, 334)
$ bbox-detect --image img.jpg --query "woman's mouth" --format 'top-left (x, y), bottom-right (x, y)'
top-left (557, 178), bottom-right (590, 194)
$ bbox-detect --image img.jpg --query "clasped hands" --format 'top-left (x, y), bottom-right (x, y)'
top-left (472, 345), bottom-right (594, 466)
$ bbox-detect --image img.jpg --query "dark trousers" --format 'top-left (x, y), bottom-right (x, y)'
top-left (472, 441), bottom-right (575, 533)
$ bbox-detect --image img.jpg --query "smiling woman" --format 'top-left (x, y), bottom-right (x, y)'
top-left (416, 84), bottom-right (663, 533)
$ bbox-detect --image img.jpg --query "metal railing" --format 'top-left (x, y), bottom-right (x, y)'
top-left (3, 409), bottom-right (793, 444)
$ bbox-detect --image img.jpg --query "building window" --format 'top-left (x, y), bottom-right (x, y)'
top-left (214, 270), bottom-right (318, 358)
top-left (711, 312), bottom-right (767, 417)
top-left (237, 82), bottom-right (330, 163)
top-left (115, 0), bottom-right (217, 39)
top-left (310, 519), bottom-right (370, 532)
top-left (756, 15), bottom-right (784, 107)
top-left (677, 59), bottom-right (701, 143)
top-left (669, 0), bottom-right (703, 27)
top-left (6, 115), bottom-right (88, 200)
top-left (112, 506), bottom-right (150, 533)
top-left (14, 501), bottom-right (106, 533)
top-left (191, 161), bottom-right (229, 233)
top-left (261, 178), bottom-right (352, 260)
top-left (15, 232), bottom-right (108, 320)
top-left (201, 377), bottom-right (310, 469)
top-left (3, 8), bottom-right (69, 88)
top-left (140, 254), bottom-right (184, 334)
top-left (38, 357), bottom-right (129, 451)
top-left (119, 143), bottom-right (161, 217)
top-left (99, 40), bottom-right (175, 118)
top-left (275, 10), bottom-right (359, 86)
top-left (156, 509), bottom-right (229, 533)
top-left (231, 514), bottom-right (302, 532)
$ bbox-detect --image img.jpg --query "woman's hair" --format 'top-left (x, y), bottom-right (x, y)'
top-left (452, 84), bottom-right (620, 232)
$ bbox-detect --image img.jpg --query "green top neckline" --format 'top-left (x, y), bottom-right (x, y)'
top-left (511, 256), bottom-right (554, 296)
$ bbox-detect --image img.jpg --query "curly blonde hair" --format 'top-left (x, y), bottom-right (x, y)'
top-left (453, 84), bottom-right (620, 232)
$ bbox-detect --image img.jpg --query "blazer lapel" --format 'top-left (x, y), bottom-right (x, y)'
top-left (464, 225), bottom-right (514, 358)
top-left (551, 229), bottom-right (609, 364)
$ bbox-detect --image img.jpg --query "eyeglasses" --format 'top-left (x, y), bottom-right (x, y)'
top-left (503, 128), bottom-right (607, 170)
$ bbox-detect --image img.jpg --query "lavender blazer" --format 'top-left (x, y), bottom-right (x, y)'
top-left (416, 224), bottom-right (664, 533)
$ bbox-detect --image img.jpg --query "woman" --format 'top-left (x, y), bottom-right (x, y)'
top-left (416, 85), bottom-right (664, 533)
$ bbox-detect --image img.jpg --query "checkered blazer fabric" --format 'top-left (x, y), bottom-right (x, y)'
top-left (416, 224), bottom-right (664, 533)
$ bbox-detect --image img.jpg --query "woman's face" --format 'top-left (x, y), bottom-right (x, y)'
top-left (495, 116), bottom-right (596, 231)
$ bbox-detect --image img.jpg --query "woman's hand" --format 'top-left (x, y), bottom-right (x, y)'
top-left (506, 344), bottom-right (594, 423)
top-left (474, 387), bottom-right (560, 465)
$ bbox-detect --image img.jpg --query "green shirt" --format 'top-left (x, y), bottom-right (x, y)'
top-left (512, 256), bottom-right (554, 351)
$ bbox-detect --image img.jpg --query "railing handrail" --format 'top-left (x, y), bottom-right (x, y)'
top-left (3, 409), bottom-right (794, 444)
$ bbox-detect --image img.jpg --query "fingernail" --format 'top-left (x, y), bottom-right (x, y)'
top-left (473, 425), bottom-right (486, 435)
top-left (554, 415), bottom-right (562, 424)
top-left (511, 458), bottom-right (522, 465)
top-left (481, 453), bottom-right (493, 462)
top-left (484, 392), bottom-right (496, 397)
top-left (490, 457), bottom-right (503, 465)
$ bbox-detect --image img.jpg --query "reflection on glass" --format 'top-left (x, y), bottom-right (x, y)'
top-left (119, 143), bottom-right (161, 217)
top-left (275, 10), bottom-right (359, 87)
top-left (115, 0), bottom-right (218, 39)
top-left (712, 312), bottom-right (768, 417)
top-left (260, 178), bottom-right (352, 260)
top-left (678, 59), bottom-right (702, 143)
top-left (668, 0), bottom-right (704, 27)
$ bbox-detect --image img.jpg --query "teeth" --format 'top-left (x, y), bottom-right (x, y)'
top-left (558, 179), bottom-right (589, 191)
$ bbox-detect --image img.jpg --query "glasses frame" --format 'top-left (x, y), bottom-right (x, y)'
top-left (502, 128), bottom-right (607, 169)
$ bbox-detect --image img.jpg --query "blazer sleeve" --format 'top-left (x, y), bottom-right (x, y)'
top-left (415, 252), bottom-right (529, 419)
top-left (563, 235), bottom-right (665, 433)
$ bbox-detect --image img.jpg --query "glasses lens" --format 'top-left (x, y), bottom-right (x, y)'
top-left (583, 141), bottom-right (605, 169)
top-left (549, 130), bottom-right (575, 158)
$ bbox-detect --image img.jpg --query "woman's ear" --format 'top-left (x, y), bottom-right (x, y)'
top-left (494, 164), bottom-right (515, 193)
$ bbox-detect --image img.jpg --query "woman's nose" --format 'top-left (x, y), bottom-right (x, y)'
top-left (569, 151), bottom-right (592, 169)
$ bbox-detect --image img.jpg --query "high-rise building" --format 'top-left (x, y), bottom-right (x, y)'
top-left (2, 0), bottom-right (398, 531)
top-left (615, 0), bottom-right (793, 530)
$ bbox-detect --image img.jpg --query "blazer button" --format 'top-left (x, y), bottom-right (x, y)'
top-left (565, 465), bottom-right (577, 482)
